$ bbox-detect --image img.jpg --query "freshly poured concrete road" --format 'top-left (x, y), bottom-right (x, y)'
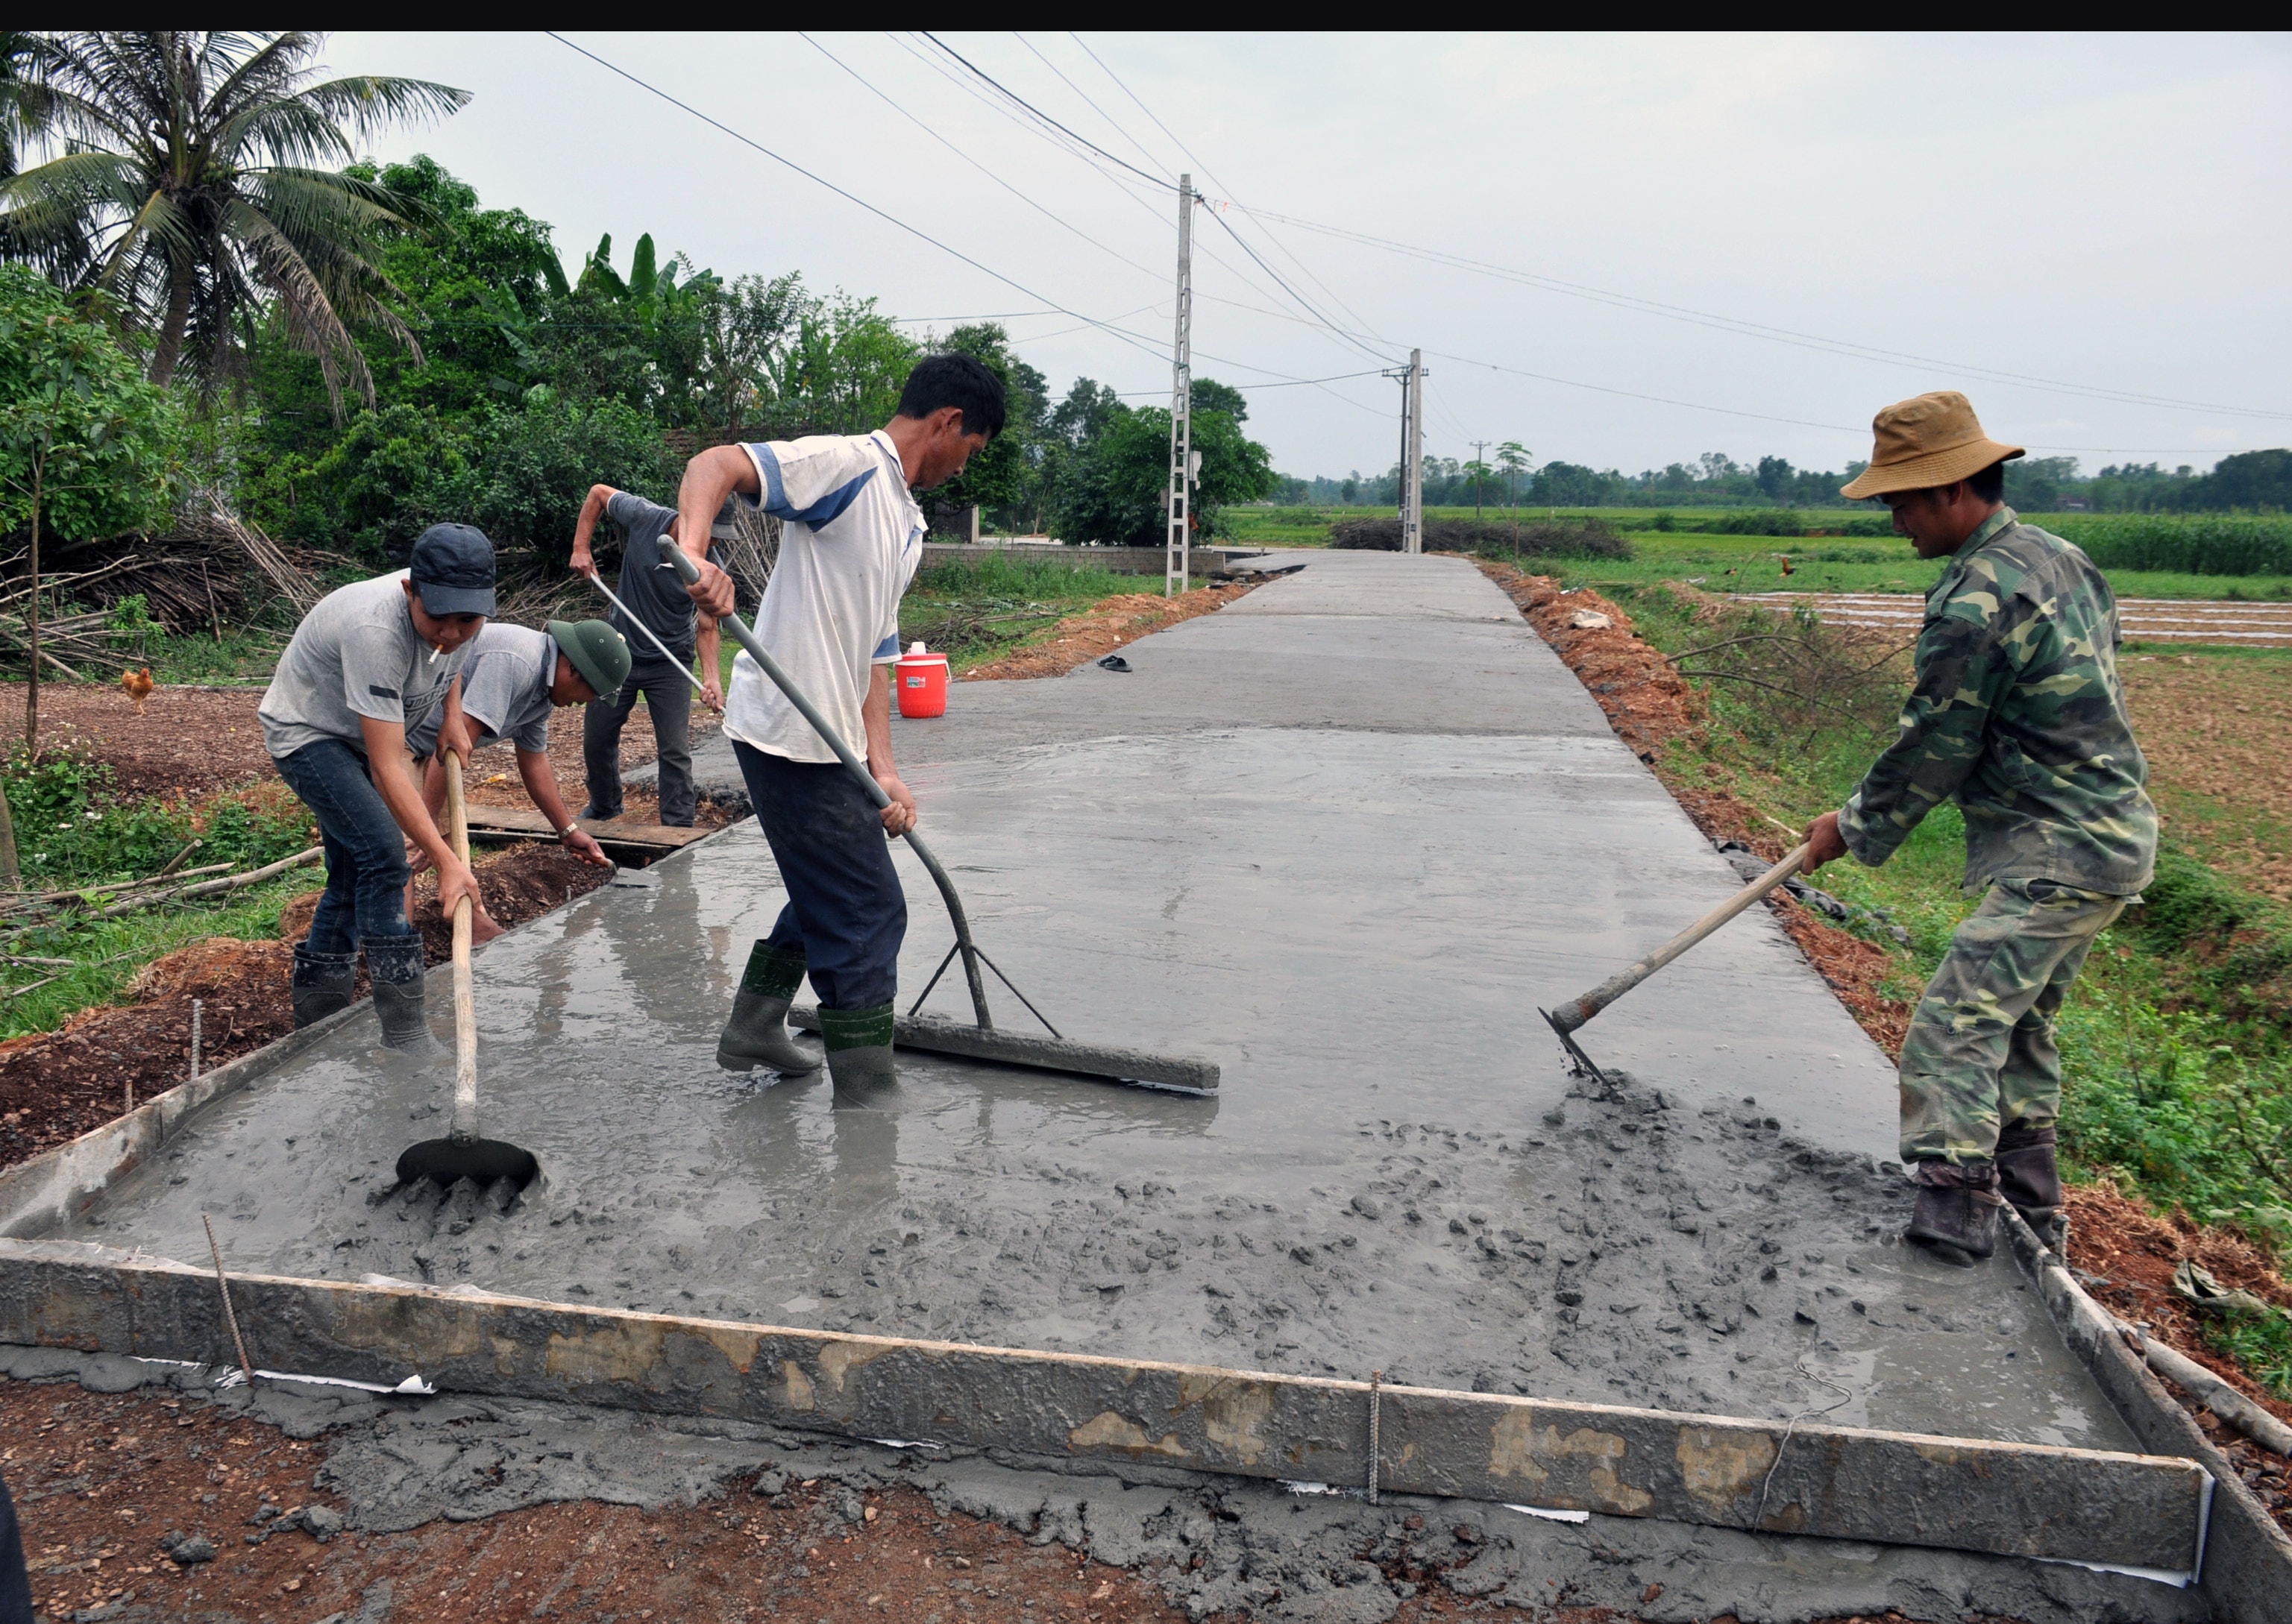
top-left (65, 552), bottom-right (2132, 1451)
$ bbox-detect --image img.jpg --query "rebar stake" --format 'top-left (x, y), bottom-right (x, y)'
top-left (189, 997), bottom-right (203, 1081)
top-left (1367, 1369), bottom-right (1383, 1506)
top-left (202, 1214), bottom-right (255, 1391)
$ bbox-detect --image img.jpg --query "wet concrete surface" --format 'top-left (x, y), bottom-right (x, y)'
top-left (60, 552), bottom-right (2135, 1453)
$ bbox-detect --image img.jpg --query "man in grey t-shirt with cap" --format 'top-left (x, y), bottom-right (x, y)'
top-left (260, 523), bottom-right (494, 1050)
top-left (568, 485), bottom-right (727, 826)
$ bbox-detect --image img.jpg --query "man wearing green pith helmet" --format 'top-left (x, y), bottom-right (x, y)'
top-left (404, 617), bottom-right (633, 937)
top-left (1803, 391), bottom-right (2157, 1267)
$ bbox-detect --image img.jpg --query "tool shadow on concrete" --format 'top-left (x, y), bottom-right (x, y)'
top-left (57, 551), bottom-right (2132, 1453)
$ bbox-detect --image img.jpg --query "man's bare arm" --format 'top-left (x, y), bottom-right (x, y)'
top-left (697, 614), bottom-right (723, 711)
top-left (863, 664), bottom-right (916, 836)
top-left (568, 483), bottom-right (617, 578)
top-left (671, 447), bottom-right (750, 618)
top-left (517, 747), bottom-right (609, 867)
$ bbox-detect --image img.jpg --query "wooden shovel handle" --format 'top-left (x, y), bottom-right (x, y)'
top-left (1548, 843), bottom-right (1813, 1033)
top-left (443, 754), bottom-right (477, 1141)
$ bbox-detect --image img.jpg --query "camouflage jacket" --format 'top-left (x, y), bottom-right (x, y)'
top-left (1839, 508), bottom-right (2157, 895)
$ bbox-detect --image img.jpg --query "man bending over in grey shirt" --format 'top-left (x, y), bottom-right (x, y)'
top-left (405, 617), bottom-right (632, 931)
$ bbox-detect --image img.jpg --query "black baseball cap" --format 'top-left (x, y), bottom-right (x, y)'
top-left (409, 523), bottom-right (497, 617)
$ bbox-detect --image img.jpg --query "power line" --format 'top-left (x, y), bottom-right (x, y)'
top-left (1420, 347), bottom-right (2265, 455)
top-left (1424, 349), bottom-right (1865, 435)
top-left (1199, 205), bottom-right (1397, 367)
top-left (1113, 369), bottom-right (1384, 398)
top-left (800, 32), bottom-right (1169, 289)
top-left (545, 32), bottom-right (1370, 421)
top-left (1066, 34), bottom-right (1395, 350)
top-left (885, 309), bottom-right (1061, 324)
top-left (920, 33), bottom-right (1175, 192)
top-left (1244, 207), bottom-right (2292, 424)
top-left (915, 33), bottom-right (1398, 375)
top-left (542, 31), bottom-right (1175, 371)
top-left (1012, 33), bottom-right (1167, 177)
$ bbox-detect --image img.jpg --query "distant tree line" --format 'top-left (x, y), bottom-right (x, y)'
top-left (0, 32), bottom-right (1278, 576)
top-left (1280, 446), bottom-right (2292, 514)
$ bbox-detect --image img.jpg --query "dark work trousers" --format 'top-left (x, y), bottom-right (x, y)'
top-left (585, 655), bottom-right (697, 825)
top-left (271, 739), bottom-right (412, 955)
top-left (0, 1468), bottom-right (34, 1624)
top-left (732, 740), bottom-right (905, 1011)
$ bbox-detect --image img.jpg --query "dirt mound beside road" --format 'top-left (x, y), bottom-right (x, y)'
top-left (1, 842), bottom-right (617, 1175)
top-left (961, 581), bottom-right (1254, 681)
top-left (1472, 562), bottom-right (1703, 759)
top-left (0, 935), bottom-right (294, 1167)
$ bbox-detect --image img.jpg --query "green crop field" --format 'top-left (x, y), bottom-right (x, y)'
top-left (1221, 506), bottom-right (2292, 601)
top-left (1507, 532), bottom-right (2292, 601)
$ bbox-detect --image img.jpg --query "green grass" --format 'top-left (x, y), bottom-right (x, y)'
top-left (1490, 532), bottom-right (2292, 602)
top-left (1230, 508), bottom-right (2292, 600)
top-left (0, 748), bottom-right (320, 1039)
top-left (1558, 578), bottom-right (2292, 1284)
top-left (2059, 514), bottom-right (2292, 576)
top-left (0, 875), bottom-right (315, 1041)
top-left (137, 626), bottom-right (289, 684)
top-left (897, 553), bottom-right (1146, 670)
top-left (1228, 505), bottom-right (1898, 544)
top-left (2206, 1303), bottom-right (2292, 1397)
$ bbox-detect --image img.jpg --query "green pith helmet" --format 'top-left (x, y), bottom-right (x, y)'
top-left (547, 618), bottom-right (631, 699)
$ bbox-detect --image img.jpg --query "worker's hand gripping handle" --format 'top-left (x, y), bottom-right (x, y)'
top-left (653, 534), bottom-right (997, 1028)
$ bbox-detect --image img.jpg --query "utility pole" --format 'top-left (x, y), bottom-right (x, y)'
top-left (1165, 174), bottom-right (1195, 597)
top-left (1393, 347), bottom-right (1411, 552)
top-left (1470, 438), bottom-right (1490, 522)
top-left (1381, 349), bottom-right (1427, 554)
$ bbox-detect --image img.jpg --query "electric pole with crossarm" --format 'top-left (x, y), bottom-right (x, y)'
top-left (1383, 351), bottom-right (1427, 553)
top-left (1165, 174), bottom-right (1196, 595)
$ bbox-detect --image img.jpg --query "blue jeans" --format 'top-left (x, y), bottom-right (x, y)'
top-left (733, 741), bottom-right (905, 1010)
top-left (271, 738), bottom-right (413, 957)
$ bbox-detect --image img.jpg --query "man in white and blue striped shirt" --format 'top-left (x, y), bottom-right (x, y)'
top-left (664, 355), bottom-right (1005, 1099)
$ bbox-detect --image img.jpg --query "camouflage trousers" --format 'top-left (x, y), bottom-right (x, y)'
top-left (1899, 878), bottom-right (2129, 1167)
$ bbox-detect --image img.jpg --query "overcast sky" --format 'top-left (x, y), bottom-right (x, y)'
top-left (325, 31), bottom-right (2291, 483)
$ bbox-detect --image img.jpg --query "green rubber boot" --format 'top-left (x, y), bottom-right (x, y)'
top-left (716, 942), bottom-right (822, 1074)
top-left (820, 1004), bottom-right (897, 1101)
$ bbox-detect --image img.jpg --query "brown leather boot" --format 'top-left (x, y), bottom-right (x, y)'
top-left (1905, 1159), bottom-right (2004, 1266)
top-left (1996, 1125), bottom-right (2065, 1253)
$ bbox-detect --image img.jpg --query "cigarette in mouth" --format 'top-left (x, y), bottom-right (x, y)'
top-left (429, 643), bottom-right (443, 663)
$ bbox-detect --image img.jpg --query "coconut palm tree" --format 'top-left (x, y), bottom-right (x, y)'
top-left (0, 31), bottom-right (466, 414)
top-left (0, 34), bottom-right (55, 183)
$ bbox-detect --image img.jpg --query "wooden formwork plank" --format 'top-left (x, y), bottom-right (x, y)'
top-left (0, 1239), bottom-right (2203, 1571)
top-left (2003, 1209), bottom-right (2292, 1623)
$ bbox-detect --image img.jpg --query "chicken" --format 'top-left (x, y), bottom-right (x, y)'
top-left (122, 666), bottom-right (153, 717)
top-left (1778, 556), bottom-right (1795, 578)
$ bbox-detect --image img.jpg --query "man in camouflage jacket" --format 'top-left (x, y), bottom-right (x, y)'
top-left (1806, 391), bottom-right (2156, 1265)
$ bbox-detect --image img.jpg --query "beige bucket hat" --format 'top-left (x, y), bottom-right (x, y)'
top-left (1839, 391), bottom-right (2024, 500)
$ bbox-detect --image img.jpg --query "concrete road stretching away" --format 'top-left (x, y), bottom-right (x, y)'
top-left (62, 551), bottom-right (2132, 1451)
